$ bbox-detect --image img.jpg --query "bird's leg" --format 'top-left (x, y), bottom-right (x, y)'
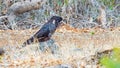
top-left (39, 39), bottom-right (59, 54)
top-left (39, 42), bottom-right (46, 52)
top-left (47, 39), bottom-right (59, 54)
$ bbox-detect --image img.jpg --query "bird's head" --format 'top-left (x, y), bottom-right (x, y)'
top-left (51, 16), bottom-right (63, 23)
top-left (50, 16), bottom-right (63, 27)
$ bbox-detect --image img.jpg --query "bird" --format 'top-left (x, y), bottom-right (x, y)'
top-left (21, 16), bottom-right (63, 48)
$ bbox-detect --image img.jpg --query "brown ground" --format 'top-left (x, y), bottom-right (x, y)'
top-left (0, 24), bottom-right (120, 68)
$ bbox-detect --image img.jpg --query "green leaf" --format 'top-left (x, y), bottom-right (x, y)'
top-left (100, 47), bottom-right (120, 68)
top-left (64, 0), bottom-right (68, 6)
top-left (57, 0), bottom-right (63, 6)
top-left (109, 6), bottom-right (113, 10)
top-left (113, 48), bottom-right (120, 61)
top-left (100, 57), bottom-right (115, 68)
top-left (90, 31), bottom-right (95, 35)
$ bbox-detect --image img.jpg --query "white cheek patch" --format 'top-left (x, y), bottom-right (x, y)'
top-left (52, 20), bottom-right (55, 24)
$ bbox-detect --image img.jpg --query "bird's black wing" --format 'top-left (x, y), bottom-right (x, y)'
top-left (22, 23), bottom-right (51, 46)
top-left (33, 21), bottom-right (56, 41)
top-left (34, 23), bottom-right (51, 38)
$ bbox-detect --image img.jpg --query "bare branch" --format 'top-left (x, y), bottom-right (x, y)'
top-left (0, 16), bottom-right (8, 24)
top-left (8, 0), bottom-right (46, 15)
top-left (97, 5), bottom-right (107, 28)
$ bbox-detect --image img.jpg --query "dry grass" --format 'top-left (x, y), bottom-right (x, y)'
top-left (0, 24), bottom-right (120, 68)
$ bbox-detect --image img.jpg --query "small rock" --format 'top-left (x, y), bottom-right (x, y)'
top-left (55, 64), bottom-right (72, 68)
top-left (0, 48), bottom-right (5, 55)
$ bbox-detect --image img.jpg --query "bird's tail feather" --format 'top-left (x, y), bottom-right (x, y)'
top-left (20, 37), bottom-right (35, 49)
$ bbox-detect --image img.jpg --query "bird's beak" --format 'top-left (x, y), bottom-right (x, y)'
top-left (62, 19), bottom-right (67, 24)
